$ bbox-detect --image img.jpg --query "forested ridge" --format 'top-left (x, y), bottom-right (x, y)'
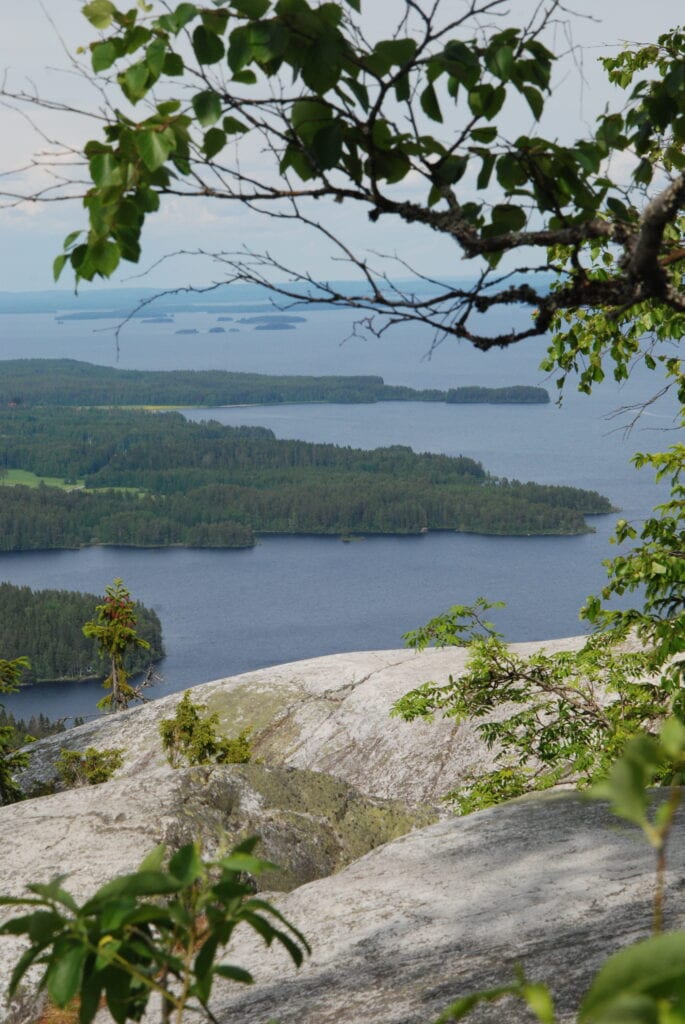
top-left (0, 359), bottom-right (549, 407)
top-left (0, 407), bottom-right (613, 547)
top-left (0, 582), bottom-right (163, 683)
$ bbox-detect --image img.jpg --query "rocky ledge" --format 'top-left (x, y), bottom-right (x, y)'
top-left (1, 638), bottom-right (667, 1024)
top-left (17, 639), bottom-right (586, 805)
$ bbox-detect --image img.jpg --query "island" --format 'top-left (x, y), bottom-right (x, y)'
top-left (0, 405), bottom-right (614, 549)
top-left (0, 581), bottom-right (163, 684)
top-left (0, 359), bottom-right (551, 407)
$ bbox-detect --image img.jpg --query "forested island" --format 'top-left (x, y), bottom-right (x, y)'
top-left (0, 582), bottom-right (163, 683)
top-left (0, 359), bottom-right (549, 407)
top-left (0, 407), bottom-right (613, 548)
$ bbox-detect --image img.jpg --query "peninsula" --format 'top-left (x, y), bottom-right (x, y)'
top-left (0, 359), bottom-right (550, 407)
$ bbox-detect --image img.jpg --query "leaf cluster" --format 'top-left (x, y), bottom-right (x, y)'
top-left (0, 836), bottom-right (309, 1024)
top-left (394, 603), bottom-right (670, 813)
top-left (55, 0), bottom-right (685, 300)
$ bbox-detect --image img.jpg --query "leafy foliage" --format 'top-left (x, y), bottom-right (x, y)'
top-left (56, 746), bottom-right (125, 787)
top-left (0, 836), bottom-right (309, 1024)
top-left (11, 3), bottom-right (677, 356)
top-left (394, 600), bottom-right (675, 813)
top-left (160, 691), bottom-right (252, 768)
top-left (82, 579), bottom-right (151, 712)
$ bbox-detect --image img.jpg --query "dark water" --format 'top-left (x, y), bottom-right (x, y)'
top-left (0, 304), bottom-right (679, 722)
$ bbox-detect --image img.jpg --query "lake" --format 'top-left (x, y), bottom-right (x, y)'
top-left (0, 301), bottom-right (679, 722)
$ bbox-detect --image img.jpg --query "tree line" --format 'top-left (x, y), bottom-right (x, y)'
top-left (0, 359), bottom-right (549, 407)
top-left (0, 582), bottom-right (164, 683)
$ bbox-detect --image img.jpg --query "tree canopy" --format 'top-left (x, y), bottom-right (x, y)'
top-left (0, 0), bottom-right (680, 358)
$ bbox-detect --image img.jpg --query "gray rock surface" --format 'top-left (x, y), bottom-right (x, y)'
top-left (211, 791), bottom-right (685, 1024)
top-left (0, 762), bottom-right (434, 1020)
top-left (18, 639), bottom-right (586, 806)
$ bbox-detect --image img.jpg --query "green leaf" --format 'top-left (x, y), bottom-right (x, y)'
top-left (145, 38), bottom-right (167, 78)
top-left (192, 91), bottom-right (222, 127)
top-left (7, 943), bottom-right (44, 997)
top-left (311, 123), bottom-right (343, 168)
top-left (137, 129), bottom-right (174, 171)
top-left (659, 716), bottom-right (685, 759)
top-left (63, 230), bottom-right (83, 249)
top-left (157, 4), bottom-right (197, 32)
top-left (522, 983), bottom-right (556, 1024)
top-left (232, 69), bottom-right (257, 84)
top-left (435, 155), bottom-right (467, 186)
top-left (470, 126), bottom-right (497, 143)
top-left (468, 83), bottom-right (506, 120)
top-left (227, 25), bottom-right (252, 72)
top-left (193, 25), bottom-right (225, 65)
top-left (163, 52), bottom-right (184, 75)
top-left (120, 62), bottom-right (149, 102)
top-left (579, 932), bottom-right (685, 1022)
top-left (232, 0), bottom-right (270, 16)
top-left (91, 240), bottom-right (121, 277)
top-left (591, 734), bottom-right (660, 833)
top-left (89, 152), bottom-right (122, 188)
top-left (214, 964), bottom-right (255, 984)
top-left (490, 44), bottom-right (514, 81)
top-left (84, 870), bottom-right (182, 911)
top-left (522, 86), bottom-right (544, 120)
top-left (169, 843), bottom-right (203, 884)
top-left (82, 0), bottom-right (116, 30)
top-left (476, 153), bottom-right (495, 190)
top-left (292, 99), bottom-right (332, 141)
top-left (496, 153), bottom-right (528, 190)
top-left (91, 40), bottom-right (120, 73)
top-left (47, 943), bottom-right (87, 1006)
top-left (420, 83), bottom-right (443, 123)
top-left (204, 128), bottom-right (226, 158)
top-left (223, 115), bottom-right (249, 134)
top-left (491, 204), bottom-right (527, 232)
top-left (53, 254), bottom-right (68, 282)
top-left (373, 38), bottom-right (417, 71)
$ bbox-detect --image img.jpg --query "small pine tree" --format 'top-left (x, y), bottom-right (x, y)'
top-left (56, 747), bottom-right (124, 787)
top-left (82, 579), bottom-right (150, 713)
top-left (160, 691), bottom-right (252, 768)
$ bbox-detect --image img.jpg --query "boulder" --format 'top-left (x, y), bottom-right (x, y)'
top-left (17, 640), bottom-right (586, 806)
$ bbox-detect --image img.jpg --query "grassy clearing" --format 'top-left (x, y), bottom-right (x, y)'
top-left (0, 469), bottom-right (144, 496)
top-left (0, 469), bottom-right (84, 489)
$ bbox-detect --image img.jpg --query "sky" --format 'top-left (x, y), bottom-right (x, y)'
top-left (0, 0), bottom-right (682, 294)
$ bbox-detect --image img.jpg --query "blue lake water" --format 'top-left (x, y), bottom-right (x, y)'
top-left (0, 302), bottom-right (679, 722)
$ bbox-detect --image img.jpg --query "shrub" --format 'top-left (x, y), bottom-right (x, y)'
top-left (56, 746), bottom-right (124, 787)
top-left (159, 691), bottom-right (252, 768)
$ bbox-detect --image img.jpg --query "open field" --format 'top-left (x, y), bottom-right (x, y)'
top-left (0, 469), bottom-right (84, 489)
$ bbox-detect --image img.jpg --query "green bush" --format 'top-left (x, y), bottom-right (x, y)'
top-left (56, 746), bottom-right (124, 787)
top-left (160, 691), bottom-right (252, 768)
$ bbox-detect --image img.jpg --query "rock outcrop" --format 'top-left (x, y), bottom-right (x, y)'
top-left (2, 638), bottom-right (660, 1024)
top-left (18, 639), bottom-right (586, 806)
top-left (0, 762), bottom-right (435, 1020)
top-left (210, 791), bottom-right (685, 1024)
